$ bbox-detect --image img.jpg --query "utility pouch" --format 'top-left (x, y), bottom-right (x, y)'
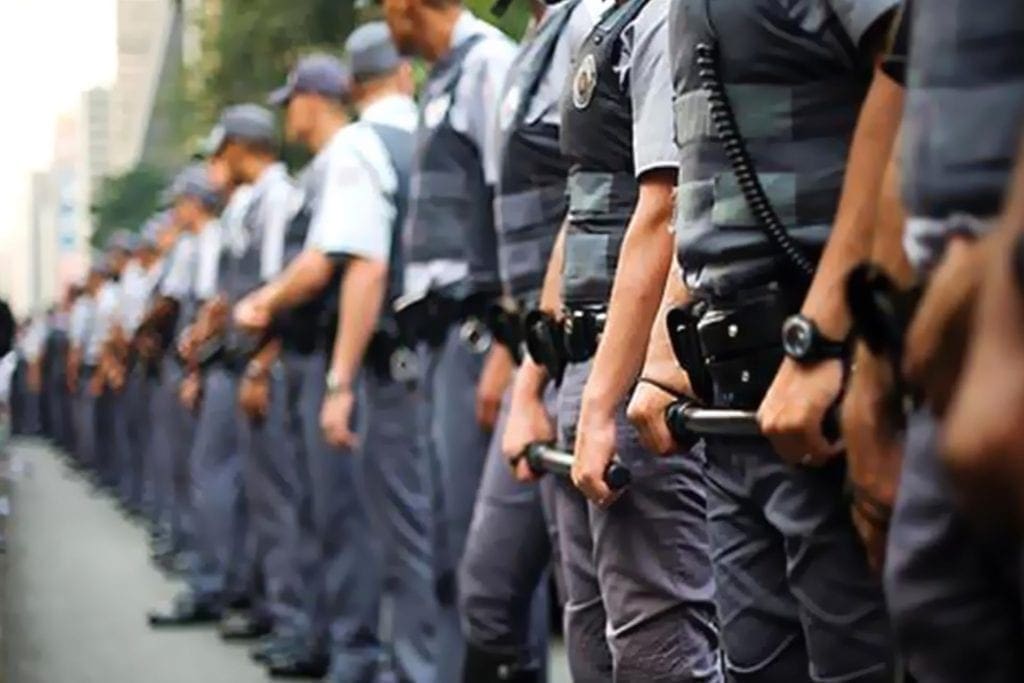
top-left (486, 302), bottom-right (525, 364)
top-left (524, 310), bottom-right (566, 386)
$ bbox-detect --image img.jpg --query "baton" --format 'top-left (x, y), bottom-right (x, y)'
top-left (521, 443), bottom-right (633, 491)
top-left (664, 400), bottom-right (841, 448)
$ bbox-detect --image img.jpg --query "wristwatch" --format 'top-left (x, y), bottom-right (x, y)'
top-left (781, 314), bottom-right (847, 364)
top-left (325, 369), bottom-right (350, 397)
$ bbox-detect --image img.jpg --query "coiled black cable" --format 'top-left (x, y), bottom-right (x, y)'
top-left (695, 42), bottom-right (816, 278)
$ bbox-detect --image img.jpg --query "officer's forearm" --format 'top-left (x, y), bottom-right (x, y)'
top-left (330, 257), bottom-right (387, 386)
top-left (866, 145), bottom-right (913, 282)
top-left (800, 67), bottom-right (905, 338)
top-left (581, 171), bottom-right (676, 415)
top-left (641, 260), bottom-right (692, 391)
top-left (538, 223), bottom-right (567, 316)
top-left (264, 250), bottom-right (335, 314)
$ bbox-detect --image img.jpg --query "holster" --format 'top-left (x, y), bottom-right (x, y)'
top-left (486, 302), bottom-right (525, 364)
top-left (668, 286), bottom-right (804, 409)
top-left (562, 307), bottom-right (605, 363)
top-left (524, 310), bottom-right (566, 386)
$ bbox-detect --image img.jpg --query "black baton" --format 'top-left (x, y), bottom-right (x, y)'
top-left (665, 400), bottom-right (841, 447)
top-left (521, 443), bottom-right (632, 491)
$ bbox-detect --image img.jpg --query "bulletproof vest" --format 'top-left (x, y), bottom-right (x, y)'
top-left (902, 0), bottom-right (1024, 221)
top-left (367, 122), bottom-right (414, 314)
top-left (496, 0), bottom-right (579, 306)
top-left (670, 0), bottom-right (873, 295)
top-left (559, 0), bottom-right (646, 306)
top-left (221, 184), bottom-right (274, 304)
top-left (403, 33), bottom-right (500, 298)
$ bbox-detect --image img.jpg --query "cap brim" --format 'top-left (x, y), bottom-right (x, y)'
top-left (267, 84), bottom-right (294, 107)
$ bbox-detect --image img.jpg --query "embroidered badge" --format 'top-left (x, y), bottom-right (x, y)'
top-left (572, 54), bottom-right (598, 110)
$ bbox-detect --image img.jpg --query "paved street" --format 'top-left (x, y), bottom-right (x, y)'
top-left (1, 438), bottom-right (570, 683)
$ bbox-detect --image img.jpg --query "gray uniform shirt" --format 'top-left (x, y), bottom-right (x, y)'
top-left (86, 280), bottom-right (122, 364)
top-left (160, 233), bottom-right (199, 301)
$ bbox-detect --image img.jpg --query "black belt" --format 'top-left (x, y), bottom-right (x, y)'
top-left (395, 292), bottom-right (497, 348)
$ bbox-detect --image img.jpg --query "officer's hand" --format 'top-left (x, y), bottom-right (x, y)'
top-left (476, 345), bottom-right (513, 432)
top-left (572, 401), bottom-right (620, 508)
top-left (942, 230), bottom-right (1024, 528)
top-left (178, 325), bottom-right (196, 362)
top-left (238, 371), bottom-right (270, 422)
top-left (88, 371), bottom-right (104, 398)
top-left (758, 357), bottom-right (844, 466)
top-left (234, 291), bottom-right (273, 333)
top-left (627, 381), bottom-right (680, 456)
top-left (903, 236), bottom-right (985, 415)
top-left (108, 362), bottom-right (126, 393)
top-left (841, 343), bottom-right (903, 573)
top-left (502, 380), bottom-right (554, 483)
top-left (321, 388), bottom-right (358, 450)
top-left (179, 371), bottom-right (201, 412)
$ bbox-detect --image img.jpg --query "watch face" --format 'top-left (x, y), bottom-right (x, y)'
top-left (783, 317), bottom-right (813, 358)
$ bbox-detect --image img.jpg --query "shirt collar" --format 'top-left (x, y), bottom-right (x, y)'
top-left (250, 162), bottom-right (287, 197)
top-left (360, 94), bottom-right (417, 123)
top-left (450, 10), bottom-right (481, 51)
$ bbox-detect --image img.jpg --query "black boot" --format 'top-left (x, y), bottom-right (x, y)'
top-left (462, 645), bottom-right (541, 683)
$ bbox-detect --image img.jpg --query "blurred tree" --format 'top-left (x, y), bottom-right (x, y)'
top-left (89, 166), bottom-right (168, 247)
top-left (466, 0), bottom-right (532, 38)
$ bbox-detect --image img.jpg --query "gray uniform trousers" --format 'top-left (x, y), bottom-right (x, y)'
top-left (419, 325), bottom-right (492, 683)
top-left (459, 389), bottom-right (553, 676)
top-left (884, 409), bottom-right (1024, 683)
top-left (702, 435), bottom-right (894, 682)
top-left (73, 368), bottom-right (98, 470)
top-left (154, 357), bottom-right (197, 556)
top-left (122, 366), bottom-right (149, 513)
top-left (47, 364), bottom-right (73, 453)
top-left (359, 370), bottom-right (438, 683)
top-left (141, 368), bottom-right (164, 525)
top-left (187, 365), bottom-right (247, 605)
top-left (296, 351), bottom-right (381, 680)
top-left (556, 360), bottom-right (722, 683)
top-left (106, 382), bottom-right (134, 505)
top-left (239, 351), bottom-right (318, 648)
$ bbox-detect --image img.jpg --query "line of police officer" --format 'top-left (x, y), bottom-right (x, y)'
top-left (15, 0), bottom-right (1024, 680)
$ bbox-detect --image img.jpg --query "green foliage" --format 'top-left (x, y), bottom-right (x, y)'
top-left (89, 166), bottom-right (168, 247)
top-left (466, 0), bottom-right (532, 39)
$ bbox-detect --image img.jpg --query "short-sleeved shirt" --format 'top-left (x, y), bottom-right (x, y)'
top-left (303, 95), bottom-right (417, 261)
top-left (527, 0), bottom-right (611, 127)
top-left (624, 0), bottom-right (678, 177)
top-left (444, 11), bottom-right (518, 185)
top-left (219, 185), bottom-right (253, 262)
top-left (245, 163), bottom-right (297, 281)
top-left (87, 280), bottom-right (122, 363)
top-left (160, 233), bottom-right (199, 301)
top-left (120, 260), bottom-right (151, 335)
top-left (69, 296), bottom-right (95, 349)
top-left (194, 220), bottom-right (225, 301)
top-left (670, 0), bottom-right (898, 295)
top-left (18, 317), bottom-right (47, 362)
top-left (901, 0), bottom-right (1024, 272)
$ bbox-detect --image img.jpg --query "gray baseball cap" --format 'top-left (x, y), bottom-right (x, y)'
top-left (89, 250), bottom-right (111, 276)
top-left (165, 164), bottom-right (222, 211)
top-left (106, 229), bottom-right (140, 254)
top-left (268, 54), bottom-right (351, 107)
top-left (205, 104), bottom-right (278, 157)
top-left (345, 22), bottom-right (402, 81)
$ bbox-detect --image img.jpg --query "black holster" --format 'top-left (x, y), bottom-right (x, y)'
top-left (486, 302), bottom-right (525, 364)
top-left (524, 310), bottom-right (565, 386)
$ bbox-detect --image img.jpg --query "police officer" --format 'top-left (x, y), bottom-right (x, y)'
top-left (378, 2), bottom-right (515, 678)
top-left (852, 2), bottom-right (1024, 679)
top-left (16, 311), bottom-right (46, 437)
top-left (140, 169), bottom-right (203, 577)
top-left (459, 0), bottom-right (606, 680)
top-left (45, 288), bottom-right (77, 454)
top-left (312, 24), bottom-right (436, 683)
top-left (495, 0), bottom-right (722, 678)
top-left (189, 104), bottom-right (297, 643)
top-left (68, 259), bottom-right (104, 475)
top-left (94, 231), bottom-right (137, 505)
top-left (595, 0), bottom-right (901, 679)
top-left (235, 54), bottom-right (380, 678)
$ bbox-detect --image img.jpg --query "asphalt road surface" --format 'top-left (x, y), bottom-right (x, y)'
top-left (1, 438), bottom-right (570, 683)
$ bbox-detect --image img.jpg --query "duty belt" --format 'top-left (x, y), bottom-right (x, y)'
top-left (395, 291), bottom-right (497, 349)
top-left (523, 306), bottom-right (606, 385)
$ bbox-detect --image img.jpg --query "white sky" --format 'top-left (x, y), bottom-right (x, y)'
top-left (0, 0), bottom-right (117, 241)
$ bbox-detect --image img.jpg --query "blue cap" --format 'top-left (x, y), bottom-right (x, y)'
top-left (345, 22), bottom-right (402, 81)
top-left (89, 250), bottom-right (111, 276)
top-left (205, 103), bottom-right (278, 156)
top-left (268, 54), bottom-right (350, 106)
top-left (165, 164), bottom-right (222, 211)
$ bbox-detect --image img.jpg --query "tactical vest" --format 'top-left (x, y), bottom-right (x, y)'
top-left (559, 0), bottom-right (646, 307)
top-left (902, 0), bottom-right (1024, 221)
top-left (403, 33), bottom-right (499, 299)
top-left (670, 0), bottom-right (873, 294)
top-left (496, 0), bottom-right (579, 306)
top-left (367, 122), bottom-right (414, 322)
top-left (221, 181), bottom-right (278, 304)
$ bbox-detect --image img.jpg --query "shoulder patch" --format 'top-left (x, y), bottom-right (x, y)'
top-left (573, 53), bottom-right (598, 110)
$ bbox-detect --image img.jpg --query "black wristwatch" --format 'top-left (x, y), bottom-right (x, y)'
top-left (781, 314), bottom-right (847, 364)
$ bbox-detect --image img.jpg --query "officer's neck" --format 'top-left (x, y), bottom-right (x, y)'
top-left (354, 85), bottom-right (401, 115)
top-left (421, 5), bottom-right (463, 62)
top-left (239, 155), bottom-right (275, 185)
top-left (307, 112), bottom-right (348, 154)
